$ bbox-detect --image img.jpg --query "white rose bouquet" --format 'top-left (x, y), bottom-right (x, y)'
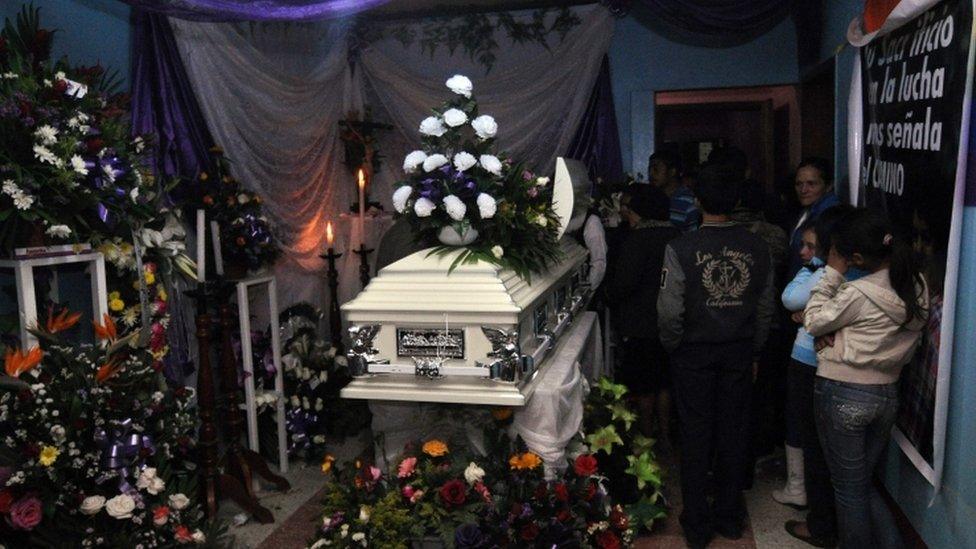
top-left (391, 75), bottom-right (562, 280)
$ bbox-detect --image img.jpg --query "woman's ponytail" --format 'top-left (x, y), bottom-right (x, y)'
top-left (833, 209), bottom-right (927, 326)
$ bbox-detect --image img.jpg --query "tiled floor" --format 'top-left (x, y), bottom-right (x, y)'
top-left (225, 442), bottom-right (810, 549)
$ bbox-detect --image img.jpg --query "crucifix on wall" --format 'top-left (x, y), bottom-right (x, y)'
top-left (338, 108), bottom-right (393, 212)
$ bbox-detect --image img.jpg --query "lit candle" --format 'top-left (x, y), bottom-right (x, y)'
top-left (210, 220), bottom-right (224, 277)
top-left (326, 220), bottom-right (335, 250)
top-left (358, 168), bottom-right (366, 247)
top-left (196, 209), bottom-right (206, 282)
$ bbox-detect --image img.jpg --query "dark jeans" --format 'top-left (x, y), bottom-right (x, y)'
top-left (788, 361), bottom-right (836, 540)
top-left (814, 378), bottom-right (903, 549)
top-left (671, 340), bottom-right (753, 542)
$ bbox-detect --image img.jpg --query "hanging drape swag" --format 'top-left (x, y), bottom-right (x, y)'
top-left (602, 0), bottom-right (791, 47)
top-left (119, 0), bottom-right (390, 22)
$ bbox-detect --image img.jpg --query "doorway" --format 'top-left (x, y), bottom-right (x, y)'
top-left (655, 85), bottom-right (800, 194)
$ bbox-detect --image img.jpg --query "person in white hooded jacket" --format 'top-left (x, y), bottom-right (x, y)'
top-left (804, 209), bottom-right (928, 549)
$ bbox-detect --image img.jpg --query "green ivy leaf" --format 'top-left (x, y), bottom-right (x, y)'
top-left (608, 402), bottom-right (638, 432)
top-left (625, 452), bottom-right (662, 490)
top-left (596, 377), bottom-right (628, 400)
top-left (586, 425), bottom-right (623, 456)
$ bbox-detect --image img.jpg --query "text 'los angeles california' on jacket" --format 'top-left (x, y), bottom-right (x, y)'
top-left (804, 266), bottom-right (928, 385)
top-left (656, 221), bottom-right (775, 358)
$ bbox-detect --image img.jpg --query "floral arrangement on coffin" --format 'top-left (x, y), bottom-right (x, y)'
top-left (583, 378), bottom-right (667, 531)
top-left (392, 74), bottom-right (562, 279)
top-left (255, 304), bottom-right (370, 463)
top-left (310, 412), bottom-right (635, 548)
top-left (184, 147), bottom-right (280, 275)
top-left (0, 6), bottom-right (164, 253)
top-left (0, 308), bottom-right (227, 546)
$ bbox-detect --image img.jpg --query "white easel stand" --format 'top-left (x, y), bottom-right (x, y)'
top-left (0, 251), bottom-right (108, 348)
top-left (236, 275), bottom-right (288, 474)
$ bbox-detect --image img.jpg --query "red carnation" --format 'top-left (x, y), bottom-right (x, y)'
top-left (520, 523), bottom-right (540, 541)
top-left (438, 479), bottom-right (467, 507)
top-left (0, 489), bottom-right (14, 513)
top-left (609, 506), bottom-right (629, 531)
top-left (553, 482), bottom-right (569, 502)
top-left (574, 454), bottom-right (598, 477)
top-left (596, 530), bottom-right (621, 549)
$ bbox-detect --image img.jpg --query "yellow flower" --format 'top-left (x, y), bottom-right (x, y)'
top-left (508, 452), bottom-right (542, 471)
top-left (144, 271), bottom-right (156, 285)
top-left (422, 439), bottom-right (449, 457)
top-left (39, 446), bottom-right (60, 466)
top-left (109, 298), bottom-right (125, 312)
top-left (157, 286), bottom-right (168, 302)
top-left (109, 291), bottom-right (120, 301)
top-left (321, 454), bottom-right (336, 474)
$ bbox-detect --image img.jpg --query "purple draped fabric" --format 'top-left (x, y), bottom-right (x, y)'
top-left (601, 0), bottom-right (791, 47)
top-left (566, 55), bottom-right (624, 186)
top-left (130, 10), bottom-right (217, 384)
top-left (131, 10), bottom-right (215, 182)
top-left (119, 0), bottom-right (389, 21)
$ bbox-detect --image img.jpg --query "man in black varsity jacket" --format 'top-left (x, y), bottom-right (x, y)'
top-left (656, 165), bottom-right (775, 549)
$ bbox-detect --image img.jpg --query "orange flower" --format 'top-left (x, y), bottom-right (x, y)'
top-left (422, 439), bottom-right (449, 457)
top-left (96, 357), bottom-right (122, 384)
top-left (93, 313), bottom-right (118, 342)
top-left (45, 306), bottom-right (81, 334)
top-left (508, 452), bottom-right (542, 471)
top-left (4, 347), bottom-right (43, 378)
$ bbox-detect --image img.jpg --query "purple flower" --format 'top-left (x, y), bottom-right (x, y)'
top-left (454, 524), bottom-right (486, 548)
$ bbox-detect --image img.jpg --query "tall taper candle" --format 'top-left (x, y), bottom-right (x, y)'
top-left (210, 220), bottom-right (224, 277)
top-left (196, 209), bottom-right (206, 282)
top-left (357, 168), bottom-right (366, 247)
top-left (326, 220), bottom-right (335, 249)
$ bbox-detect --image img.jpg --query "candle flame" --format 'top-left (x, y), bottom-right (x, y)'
top-left (326, 221), bottom-right (334, 246)
top-left (358, 168), bottom-right (365, 189)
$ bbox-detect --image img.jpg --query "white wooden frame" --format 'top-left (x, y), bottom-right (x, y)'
top-left (236, 275), bottom-right (288, 474)
top-left (0, 252), bottom-right (108, 348)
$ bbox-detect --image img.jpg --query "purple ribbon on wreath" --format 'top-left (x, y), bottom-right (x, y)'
top-left (94, 418), bottom-right (156, 489)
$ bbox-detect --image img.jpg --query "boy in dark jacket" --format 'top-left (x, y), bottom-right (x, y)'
top-left (606, 184), bottom-right (679, 438)
top-left (656, 165), bottom-right (775, 549)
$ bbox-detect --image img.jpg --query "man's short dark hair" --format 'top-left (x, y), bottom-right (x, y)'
top-left (649, 150), bottom-right (682, 174)
top-left (625, 184), bottom-right (671, 222)
top-left (796, 157), bottom-right (833, 185)
top-left (695, 165), bottom-right (739, 215)
top-left (707, 146), bottom-right (749, 182)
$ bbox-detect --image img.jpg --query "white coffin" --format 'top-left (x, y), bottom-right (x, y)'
top-left (340, 239), bottom-right (590, 406)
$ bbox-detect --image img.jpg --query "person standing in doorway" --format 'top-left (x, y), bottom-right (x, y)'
top-left (657, 165), bottom-right (775, 549)
top-left (789, 158), bottom-right (839, 277)
top-left (649, 150), bottom-right (701, 232)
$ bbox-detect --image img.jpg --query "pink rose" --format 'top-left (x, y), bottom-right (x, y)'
top-left (397, 457), bottom-right (417, 478)
top-left (474, 481), bottom-right (492, 503)
top-left (9, 495), bottom-right (42, 530)
top-left (402, 485), bottom-right (415, 500)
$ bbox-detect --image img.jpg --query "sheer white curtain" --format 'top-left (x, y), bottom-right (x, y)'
top-left (360, 5), bottom-right (615, 177)
top-left (170, 18), bottom-right (361, 307)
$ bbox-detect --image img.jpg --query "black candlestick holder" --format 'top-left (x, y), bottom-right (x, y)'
top-left (320, 247), bottom-right (343, 350)
top-left (352, 242), bottom-right (374, 289)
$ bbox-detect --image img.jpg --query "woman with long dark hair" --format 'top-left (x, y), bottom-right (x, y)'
top-left (804, 209), bottom-right (928, 549)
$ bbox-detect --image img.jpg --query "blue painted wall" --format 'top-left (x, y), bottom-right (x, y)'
top-left (608, 14), bottom-right (800, 175)
top-left (0, 0), bottom-right (131, 88)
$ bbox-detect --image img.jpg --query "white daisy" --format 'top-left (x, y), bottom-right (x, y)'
top-left (70, 155), bottom-right (89, 176)
top-left (45, 225), bottom-right (72, 238)
top-left (34, 125), bottom-right (59, 145)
